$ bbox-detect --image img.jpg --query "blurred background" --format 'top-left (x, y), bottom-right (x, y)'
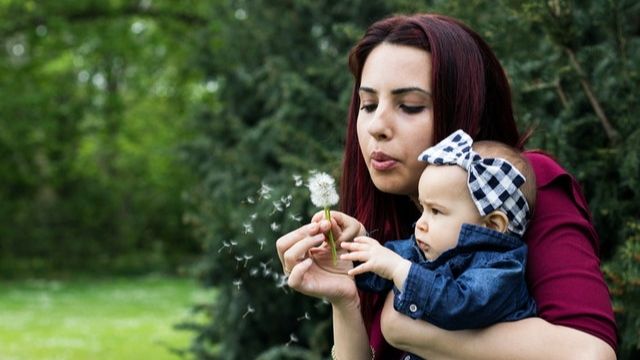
top-left (0, 0), bottom-right (638, 359)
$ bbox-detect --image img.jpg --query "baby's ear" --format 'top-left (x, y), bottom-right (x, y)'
top-left (482, 211), bottom-right (509, 233)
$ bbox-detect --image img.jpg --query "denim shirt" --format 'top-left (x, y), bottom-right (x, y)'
top-left (356, 223), bottom-right (537, 331)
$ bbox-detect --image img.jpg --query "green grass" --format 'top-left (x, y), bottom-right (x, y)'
top-left (0, 275), bottom-right (213, 360)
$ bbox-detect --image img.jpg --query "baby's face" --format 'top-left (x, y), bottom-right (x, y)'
top-left (414, 165), bottom-right (483, 261)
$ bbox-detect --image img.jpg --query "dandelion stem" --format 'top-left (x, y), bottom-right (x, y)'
top-left (324, 207), bottom-right (338, 265)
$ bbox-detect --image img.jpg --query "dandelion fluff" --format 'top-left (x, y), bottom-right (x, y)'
top-left (307, 171), bottom-right (339, 264)
top-left (307, 172), bottom-right (339, 207)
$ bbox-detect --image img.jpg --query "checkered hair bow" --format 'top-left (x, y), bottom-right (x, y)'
top-left (418, 130), bottom-right (530, 236)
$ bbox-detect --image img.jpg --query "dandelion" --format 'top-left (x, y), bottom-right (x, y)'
top-left (271, 201), bottom-right (283, 214)
top-left (286, 333), bottom-right (299, 346)
top-left (218, 241), bottom-right (231, 253)
top-left (233, 279), bottom-right (242, 290)
top-left (293, 174), bottom-right (303, 187)
top-left (243, 254), bottom-right (253, 267)
top-left (307, 171), bottom-right (339, 264)
top-left (281, 194), bottom-right (293, 207)
top-left (270, 222), bottom-right (280, 232)
top-left (235, 255), bottom-right (244, 269)
top-left (242, 305), bottom-right (255, 318)
top-left (258, 182), bottom-right (272, 200)
top-left (275, 274), bottom-right (289, 292)
top-left (260, 260), bottom-right (272, 276)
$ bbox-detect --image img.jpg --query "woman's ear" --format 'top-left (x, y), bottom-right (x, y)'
top-left (482, 211), bottom-right (509, 233)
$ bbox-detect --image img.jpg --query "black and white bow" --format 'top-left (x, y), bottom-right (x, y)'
top-left (418, 130), bottom-right (530, 236)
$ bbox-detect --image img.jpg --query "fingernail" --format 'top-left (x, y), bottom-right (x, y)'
top-left (312, 234), bottom-right (325, 242)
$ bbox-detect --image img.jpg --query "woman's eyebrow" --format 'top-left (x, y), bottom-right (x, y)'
top-left (391, 87), bottom-right (431, 96)
top-left (359, 86), bottom-right (376, 94)
top-left (358, 86), bottom-right (431, 96)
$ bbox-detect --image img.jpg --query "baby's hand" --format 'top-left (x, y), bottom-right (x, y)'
top-left (340, 236), bottom-right (406, 280)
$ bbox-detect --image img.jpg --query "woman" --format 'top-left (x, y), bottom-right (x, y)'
top-left (276, 13), bottom-right (616, 359)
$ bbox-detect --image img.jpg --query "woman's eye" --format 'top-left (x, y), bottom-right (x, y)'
top-left (400, 104), bottom-right (426, 114)
top-left (360, 104), bottom-right (377, 113)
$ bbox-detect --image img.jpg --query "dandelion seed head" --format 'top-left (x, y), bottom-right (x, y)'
top-left (307, 172), bottom-right (339, 208)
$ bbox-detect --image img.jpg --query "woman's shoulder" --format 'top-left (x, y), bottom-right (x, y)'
top-left (523, 149), bottom-right (568, 187)
top-left (523, 150), bottom-right (592, 217)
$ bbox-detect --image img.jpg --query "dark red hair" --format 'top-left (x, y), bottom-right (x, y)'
top-left (339, 13), bottom-right (523, 334)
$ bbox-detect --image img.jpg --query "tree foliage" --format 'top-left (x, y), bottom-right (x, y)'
top-left (0, 0), bottom-right (202, 275)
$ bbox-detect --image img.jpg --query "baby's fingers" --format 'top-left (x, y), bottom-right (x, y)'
top-left (340, 246), bottom-right (370, 263)
top-left (347, 262), bottom-right (369, 276)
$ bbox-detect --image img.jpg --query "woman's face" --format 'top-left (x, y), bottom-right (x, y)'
top-left (357, 43), bottom-right (434, 198)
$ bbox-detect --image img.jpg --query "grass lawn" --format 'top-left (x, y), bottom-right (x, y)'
top-left (0, 275), bottom-right (213, 360)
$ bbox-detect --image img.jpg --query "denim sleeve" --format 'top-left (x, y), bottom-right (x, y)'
top-left (393, 256), bottom-right (535, 330)
top-left (355, 239), bottom-right (415, 293)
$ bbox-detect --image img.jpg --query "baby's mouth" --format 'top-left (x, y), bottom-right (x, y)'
top-left (415, 238), bottom-right (430, 253)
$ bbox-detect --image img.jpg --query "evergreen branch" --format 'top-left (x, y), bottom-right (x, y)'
top-left (554, 78), bottom-right (569, 110)
top-left (564, 47), bottom-right (619, 143)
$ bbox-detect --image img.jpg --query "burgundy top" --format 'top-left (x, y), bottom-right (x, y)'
top-left (367, 151), bottom-right (618, 358)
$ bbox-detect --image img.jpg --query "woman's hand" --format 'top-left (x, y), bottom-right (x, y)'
top-left (310, 210), bottom-right (367, 245)
top-left (276, 220), bottom-right (358, 305)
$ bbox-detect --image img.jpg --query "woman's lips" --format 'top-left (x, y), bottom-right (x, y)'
top-left (370, 151), bottom-right (398, 171)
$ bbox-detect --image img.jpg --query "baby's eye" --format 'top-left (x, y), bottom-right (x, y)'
top-left (400, 104), bottom-right (426, 114)
top-left (431, 208), bottom-right (440, 215)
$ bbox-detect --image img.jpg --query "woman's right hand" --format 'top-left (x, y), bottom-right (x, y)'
top-left (276, 220), bottom-right (359, 305)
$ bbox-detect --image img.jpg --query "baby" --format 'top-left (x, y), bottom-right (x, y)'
top-left (340, 129), bottom-right (537, 330)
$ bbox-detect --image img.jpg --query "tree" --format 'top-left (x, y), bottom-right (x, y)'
top-left (0, 0), bottom-right (201, 275)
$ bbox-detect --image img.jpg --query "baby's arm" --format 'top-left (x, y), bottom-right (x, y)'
top-left (341, 236), bottom-right (412, 290)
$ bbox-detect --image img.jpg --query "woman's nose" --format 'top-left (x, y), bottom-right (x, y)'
top-left (368, 104), bottom-right (392, 141)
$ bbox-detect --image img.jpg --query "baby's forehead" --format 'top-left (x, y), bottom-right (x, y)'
top-left (420, 164), bottom-right (468, 191)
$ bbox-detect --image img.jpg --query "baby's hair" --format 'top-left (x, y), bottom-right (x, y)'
top-left (472, 141), bottom-right (537, 214)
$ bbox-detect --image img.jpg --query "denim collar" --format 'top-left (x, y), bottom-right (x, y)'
top-left (411, 223), bottom-right (523, 265)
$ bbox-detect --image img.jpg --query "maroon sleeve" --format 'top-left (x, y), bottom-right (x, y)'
top-left (524, 151), bottom-right (617, 351)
